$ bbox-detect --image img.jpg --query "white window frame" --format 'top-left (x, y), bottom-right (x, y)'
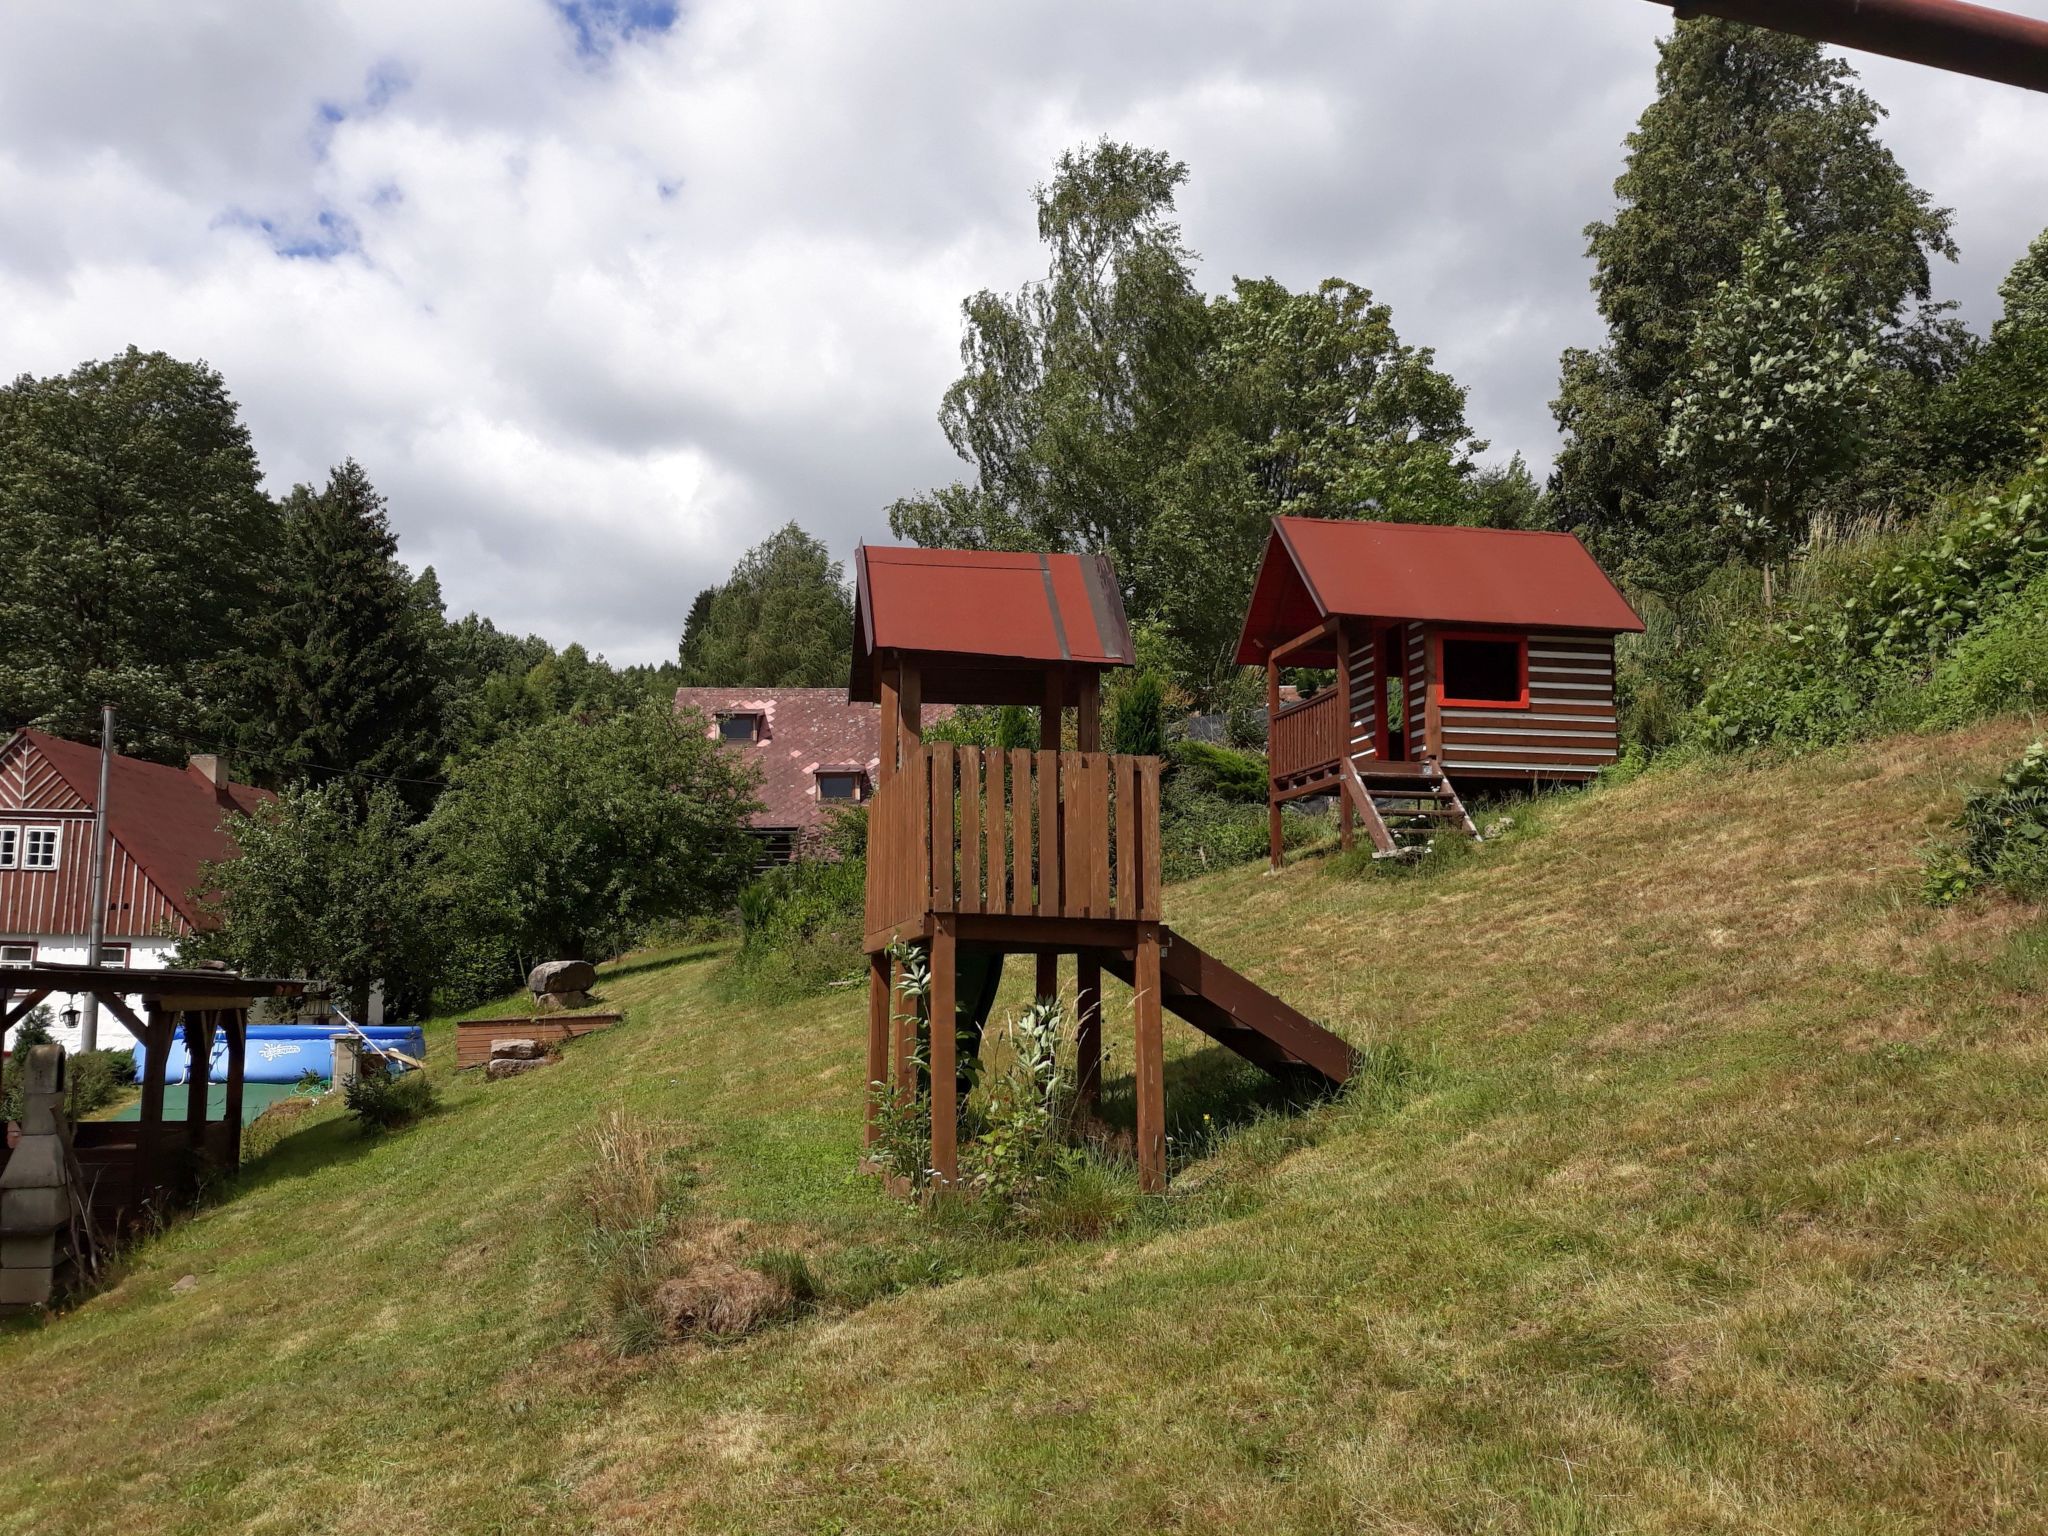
top-left (0, 943), bottom-right (33, 967)
top-left (0, 826), bottom-right (17, 868)
top-left (20, 826), bottom-right (60, 871)
top-left (98, 943), bottom-right (129, 968)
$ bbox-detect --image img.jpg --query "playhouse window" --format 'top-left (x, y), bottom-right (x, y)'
top-left (718, 713), bottom-right (761, 743)
top-left (1439, 635), bottom-right (1527, 708)
top-left (20, 826), bottom-right (60, 870)
top-left (817, 772), bottom-right (862, 802)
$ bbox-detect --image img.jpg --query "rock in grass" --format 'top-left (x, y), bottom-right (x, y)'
top-left (535, 990), bottom-right (595, 1014)
top-left (528, 960), bottom-right (597, 996)
top-left (489, 1038), bottom-right (545, 1061)
top-left (486, 1057), bottom-right (553, 1081)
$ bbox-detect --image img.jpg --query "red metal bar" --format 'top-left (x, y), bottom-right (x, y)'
top-left (1647, 0), bottom-right (2048, 92)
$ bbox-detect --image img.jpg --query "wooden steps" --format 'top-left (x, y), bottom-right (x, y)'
top-left (1340, 756), bottom-right (1479, 859)
top-left (1100, 928), bottom-right (1355, 1088)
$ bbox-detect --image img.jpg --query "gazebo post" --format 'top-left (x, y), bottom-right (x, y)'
top-left (135, 1000), bottom-right (171, 1202)
top-left (222, 1008), bottom-right (248, 1164)
top-left (184, 1008), bottom-right (215, 1155)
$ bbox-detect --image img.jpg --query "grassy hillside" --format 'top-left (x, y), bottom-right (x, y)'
top-left (2, 721), bottom-right (2045, 1535)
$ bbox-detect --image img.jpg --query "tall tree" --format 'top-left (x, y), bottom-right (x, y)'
top-left (0, 348), bottom-right (278, 759)
top-left (891, 141), bottom-right (1486, 693)
top-left (1552, 18), bottom-right (1956, 591)
top-left (1931, 226), bottom-right (2048, 483)
top-left (1663, 191), bottom-right (1881, 591)
top-left (676, 523), bottom-right (853, 687)
top-left (235, 460), bottom-right (445, 800)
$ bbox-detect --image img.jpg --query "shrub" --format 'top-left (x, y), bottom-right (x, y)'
top-left (721, 855), bottom-right (867, 1000)
top-left (343, 1064), bottom-right (437, 1132)
top-left (65, 1049), bottom-right (137, 1118)
top-left (1109, 670), bottom-right (1168, 758)
top-left (1957, 741), bottom-right (2048, 900)
top-left (0, 1008), bottom-right (55, 1122)
top-left (1168, 739), bottom-right (1268, 803)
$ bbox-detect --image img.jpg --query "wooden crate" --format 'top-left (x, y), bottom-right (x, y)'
top-left (454, 1013), bottom-right (622, 1070)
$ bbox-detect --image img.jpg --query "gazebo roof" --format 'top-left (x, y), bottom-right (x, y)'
top-left (3, 964), bottom-right (316, 1009)
top-left (849, 545), bottom-right (1135, 706)
top-left (1235, 517), bottom-right (1644, 667)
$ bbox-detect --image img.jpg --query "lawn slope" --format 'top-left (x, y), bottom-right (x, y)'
top-left (1, 721), bottom-right (2044, 1536)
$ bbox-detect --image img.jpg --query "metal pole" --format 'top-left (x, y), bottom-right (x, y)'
top-left (1647, 0), bottom-right (2048, 93)
top-left (81, 705), bottom-right (113, 1053)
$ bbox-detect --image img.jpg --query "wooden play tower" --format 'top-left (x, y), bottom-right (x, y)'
top-left (850, 545), bottom-right (1354, 1192)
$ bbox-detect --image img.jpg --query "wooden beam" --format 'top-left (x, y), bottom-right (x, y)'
top-left (1267, 658), bottom-right (1284, 872)
top-left (929, 920), bottom-right (958, 1186)
top-left (185, 1008), bottom-right (215, 1139)
top-left (135, 1001), bottom-right (171, 1203)
top-left (865, 951), bottom-right (890, 1147)
top-left (1268, 615), bottom-right (1337, 666)
top-left (878, 661), bottom-right (901, 787)
top-left (1076, 670), bottom-right (1101, 752)
top-left (2, 989), bottom-right (52, 1031)
top-left (221, 1009), bottom-right (248, 1165)
top-left (1040, 669), bottom-right (1063, 750)
top-left (898, 661), bottom-right (923, 753)
top-left (1334, 619), bottom-right (1354, 853)
top-left (1134, 923), bottom-right (1166, 1194)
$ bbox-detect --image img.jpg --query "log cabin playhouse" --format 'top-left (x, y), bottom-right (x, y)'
top-left (1237, 518), bottom-right (1645, 861)
top-left (851, 545), bottom-right (1354, 1193)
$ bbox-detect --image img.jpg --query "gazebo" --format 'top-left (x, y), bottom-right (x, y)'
top-left (2, 964), bottom-right (316, 1227)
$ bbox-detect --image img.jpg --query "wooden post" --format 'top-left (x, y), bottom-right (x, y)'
top-left (1333, 620), bottom-right (1355, 852)
top-left (1075, 952), bottom-right (1102, 1116)
top-left (878, 661), bottom-right (901, 787)
top-left (136, 1000), bottom-right (170, 1202)
top-left (1134, 923), bottom-right (1165, 1193)
top-left (222, 1009), bottom-right (248, 1165)
top-left (864, 951), bottom-right (890, 1147)
top-left (185, 1008), bottom-right (215, 1146)
top-left (1421, 626), bottom-right (1442, 763)
top-left (1039, 667), bottom-right (1064, 1001)
top-left (899, 661), bottom-right (923, 756)
top-left (1076, 670), bottom-right (1101, 752)
top-left (1266, 658), bottom-right (1284, 871)
top-left (929, 920), bottom-right (958, 1186)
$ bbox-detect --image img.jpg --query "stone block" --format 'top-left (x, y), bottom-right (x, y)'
top-left (0, 1267), bottom-right (53, 1308)
top-left (489, 1038), bottom-right (545, 1061)
top-left (485, 1057), bottom-right (552, 1082)
top-left (17, 1091), bottom-right (65, 1137)
top-left (0, 1233), bottom-right (56, 1270)
top-left (0, 1188), bottom-right (67, 1236)
top-left (535, 990), bottom-right (594, 1014)
top-left (0, 1134), bottom-right (64, 1189)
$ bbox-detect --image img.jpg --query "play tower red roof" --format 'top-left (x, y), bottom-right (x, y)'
top-left (849, 546), bottom-right (1135, 706)
top-left (1234, 517), bottom-right (1644, 667)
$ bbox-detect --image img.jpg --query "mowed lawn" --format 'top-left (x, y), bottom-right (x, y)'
top-left (0, 720), bottom-right (2044, 1535)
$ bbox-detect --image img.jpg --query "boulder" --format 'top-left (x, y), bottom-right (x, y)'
top-left (535, 990), bottom-right (595, 1014)
top-left (528, 960), bottom-right (597, 996)
top-left (486, 1056), bottom-right (553, 1081)
top-left (489, 1038), bottom-right (545, 1061)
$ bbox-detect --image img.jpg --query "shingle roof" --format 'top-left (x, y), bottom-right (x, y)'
top-left (14, 729), bottom-right (270, 927)
top-left (673, 688), bottom-right (955, 836)
top-left (1235, 518), bottom-right (1644, 666)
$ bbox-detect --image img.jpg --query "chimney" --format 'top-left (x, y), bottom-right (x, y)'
top-left (187, 754), bottom-right (234, 804)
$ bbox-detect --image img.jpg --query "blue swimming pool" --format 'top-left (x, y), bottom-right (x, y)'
top-left (137, 1024), bottom-right (427, 1085)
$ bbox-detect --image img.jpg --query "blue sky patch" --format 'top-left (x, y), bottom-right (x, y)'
top-left (216, 205), bottom-right (363, 262)
top-left (553, 0), bottom-right (680, 58)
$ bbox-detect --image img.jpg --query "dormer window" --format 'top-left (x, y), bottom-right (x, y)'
top-left (1, 826), bottom-right (59, 870)
top-left (717, 712), bottom-right (763, 743)
top-left (816, 769), bottom-right (866, 803)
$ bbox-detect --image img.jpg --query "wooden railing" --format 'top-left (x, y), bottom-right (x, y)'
top-left (865, 744), bottom-right (1162, 941)
top-left (1268, 688), bottom-right (1344, 783)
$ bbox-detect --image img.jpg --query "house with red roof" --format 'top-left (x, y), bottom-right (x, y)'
top-left (673, 687), bottom-right (955, 863)
top-left (1, 729), bottom-right (270, 1051)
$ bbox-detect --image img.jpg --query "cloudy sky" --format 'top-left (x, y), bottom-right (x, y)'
top-left (4, 1), bottom-right (2045, 664)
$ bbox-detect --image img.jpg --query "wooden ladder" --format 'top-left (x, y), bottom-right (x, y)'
top-left (1340, 757), bottom-right (1480, 859)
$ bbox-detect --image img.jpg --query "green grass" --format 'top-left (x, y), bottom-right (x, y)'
top-left (2, 720), bottom-right (2047, 1533)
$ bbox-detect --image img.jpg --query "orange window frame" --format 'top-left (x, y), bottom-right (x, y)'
top-left (1433, 630), bottom-right (1530, 711)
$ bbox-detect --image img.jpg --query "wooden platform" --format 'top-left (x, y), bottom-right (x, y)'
top-left (454, 1013), bottom-right (621, 1070)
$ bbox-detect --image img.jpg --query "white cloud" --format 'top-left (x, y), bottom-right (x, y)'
top-left (3, 0), bottom-right (2044, 661)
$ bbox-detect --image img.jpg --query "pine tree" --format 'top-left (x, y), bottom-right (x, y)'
top-left (676, 524), bottom-right (853, 687)
top-left (238, 460), bottom-right (445, 802)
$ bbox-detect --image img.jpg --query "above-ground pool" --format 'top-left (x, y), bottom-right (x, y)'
top-left (136, 1024), bottom-right (428, 1085)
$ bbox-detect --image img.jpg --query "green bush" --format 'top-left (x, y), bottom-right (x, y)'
top-left (1109, 671), bottom-right (1168, 758)
top-left (65, 1049), bottom-right (137, 1118)
top-left (721, 855), bottom-right (867, 999)
top-left (1168, 739), bottom-right (1268, 803)
top-left (343, 1065), bottom-right (437, 1132)
top-left (1957, 741), bottom-right (2048, 900)
top-left (1917, 574), bottom-right (2048, 728)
